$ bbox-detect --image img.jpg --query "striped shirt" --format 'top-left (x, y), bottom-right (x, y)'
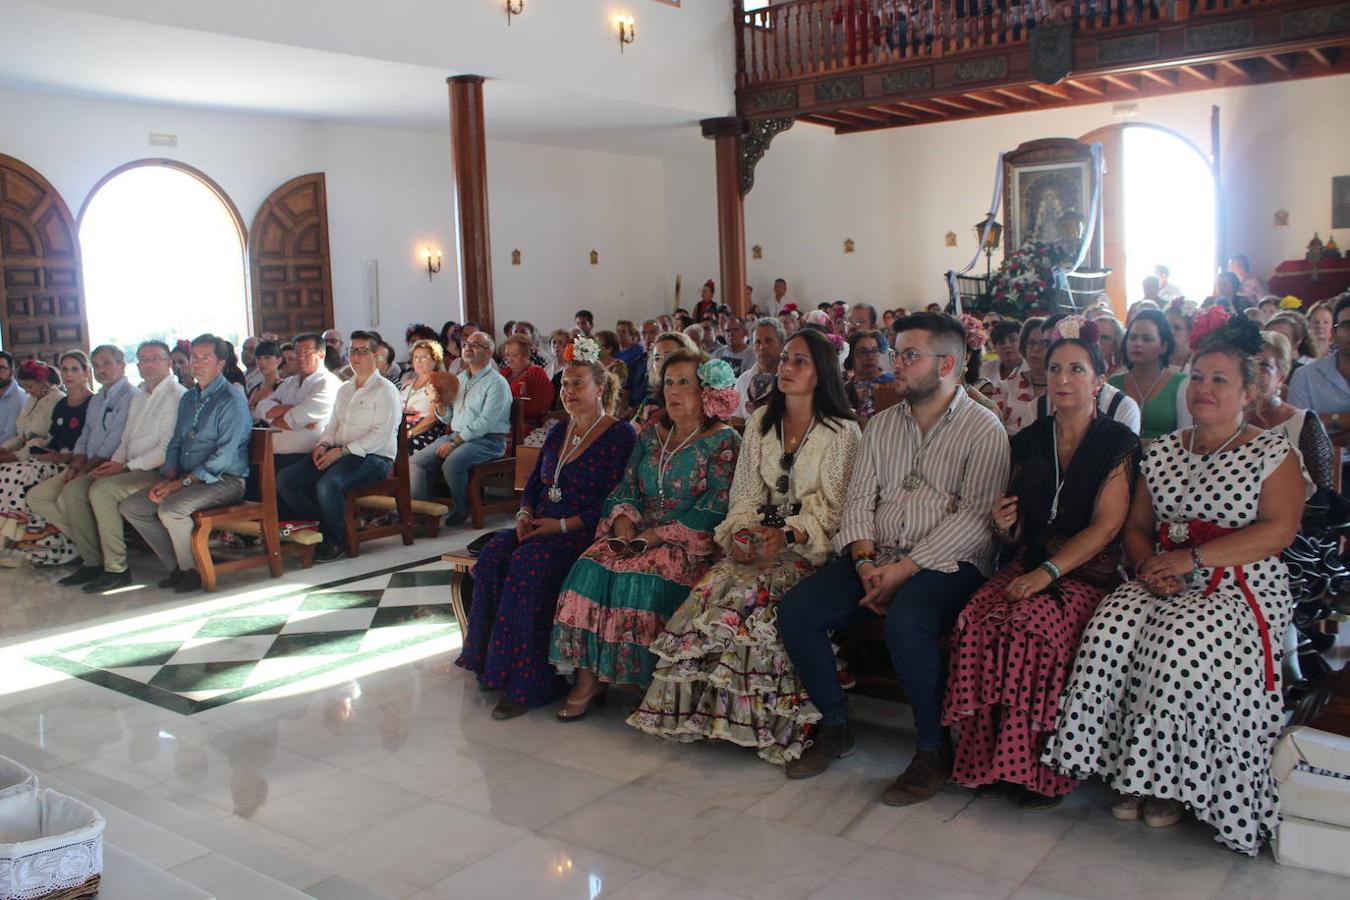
top-left (834, 386), bottom-right (1010, 575)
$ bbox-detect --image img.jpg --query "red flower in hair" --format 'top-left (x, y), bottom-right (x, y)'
top-left (1189, 305), bottom-right (1231, 351)
top-left (563, 343), bottom-right (575, 363)
top-left (961, 314), bottom-right (987, 351)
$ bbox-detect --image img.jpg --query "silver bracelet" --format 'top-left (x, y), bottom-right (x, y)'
top-left (558, 517), bottom-right (568, 534)
top-left (515, 509), bottom-right (531, 522)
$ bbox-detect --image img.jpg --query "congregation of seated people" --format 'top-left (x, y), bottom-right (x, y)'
top-left (0, 257), bottom-right (1337, 858)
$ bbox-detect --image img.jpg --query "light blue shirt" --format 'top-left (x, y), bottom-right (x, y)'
top-left (161, 376), bottom-right (253, 483)
top-left (440, 366), bottom-right (513, 442)
top-left (73, 377), bottom-right (135, 460)
top-left (1288, 353), bottom-right (1350, 415)
top-left (0, 380), bottom-right (23, 446)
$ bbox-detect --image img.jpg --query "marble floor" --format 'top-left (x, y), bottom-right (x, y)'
top-left (1, 527), bottom-right (1348, 900)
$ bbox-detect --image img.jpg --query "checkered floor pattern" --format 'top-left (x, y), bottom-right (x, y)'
top-left (31, 559), bottom-right (461, 714)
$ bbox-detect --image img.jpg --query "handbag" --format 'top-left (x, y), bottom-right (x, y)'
top-left (1045, 534), bottom-right (1121, 589)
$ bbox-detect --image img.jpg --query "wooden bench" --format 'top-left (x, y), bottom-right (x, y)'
top-left (465, 399), bottom-right (527, 528)
top-left (190, 429), bottom-right (318, 593)
top-left (343, 422), bottom-right (419, 558)
top-left (441, 551), bottom-right (477, 635)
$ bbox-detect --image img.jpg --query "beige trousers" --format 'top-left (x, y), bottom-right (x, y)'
top-left (27, 469), bottom-right (159, 572)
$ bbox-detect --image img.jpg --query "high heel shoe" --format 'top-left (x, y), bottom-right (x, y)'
top-left (556, 684), bottom-right (608, 722)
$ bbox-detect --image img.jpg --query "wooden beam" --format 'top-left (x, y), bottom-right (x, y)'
top-left (873, 103), bottom-right (922, 120)
top-left (797, 115), bottom-right (838, 129)
top-left (1100, 73), bottom-right (1137, 91)
top-left (809, 110), bottom-right (876, 128)
top-left (896, 100), bottom-right (949, 117)
top-left (1218, 59), bottom-right (1250, 79)
top-left (1264, 53), bottom-right (1291, 73)
top-left (994, 87), bottom-right (1036, 104)
top-left (932, 96), bottom-right (976, 112)
top-left (1308, 47), bottom-right (1333, 67)
top-left (844, 106), bottom-right (905, 125)
top-left (1029, 82), bottom-right (1070, 100)
top-left (1140, 69), bottom-right (1176, 87)
top-left (1179, 64), bottom-right (1213, 84)
top-left (1065, 79), bottom-right (1103, 97)
top-left (963, 92), bottom-right (1007, 109)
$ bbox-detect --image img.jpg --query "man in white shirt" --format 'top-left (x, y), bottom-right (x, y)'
top-left (65, 341), bottom-right (187, 593)
top-left (734, 317), bottom-right (786, 419)
top-left (1155, 264), bottom-right (1184, 303)
top-left (275, 331), bottom-right (401, 561)
top-left (252, 332), bottom-right (341, 495)
top-left (0, 352), bottom-right (25, 446)
top-left (771, 278), bottom-right (790, 315)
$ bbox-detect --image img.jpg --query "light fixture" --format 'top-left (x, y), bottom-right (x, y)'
top-left (617, 15), bottom-right (636, 52)
top-left (973, 216), bottom-right (1002, 278)
top-left (422, 247), bottom-right (442, 281)
top-left (505, 0), bottom-right (523, 25)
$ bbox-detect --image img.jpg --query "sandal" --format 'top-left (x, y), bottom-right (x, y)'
top-left (1110, 793), bottom-right (1144, 821)
top-left (1142, 798), bottom-right (1185, 828)
top-left (556, 684), bottom-right (608, 721)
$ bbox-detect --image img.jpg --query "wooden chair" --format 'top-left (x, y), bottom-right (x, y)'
top-left (343, 422), bottom-right (422, 558)
top-left (190, 429), bottom-right (318, 593)
top-left (465, 399), bottom-right (527, 529)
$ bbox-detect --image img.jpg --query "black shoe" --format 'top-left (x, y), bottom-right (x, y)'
top-left (785, 722), bottom-right (854, 780)
top-left (157, 568), bottom-right (184, 589)
top-left (58, 565), bottom-right (104, 586)
top-left (491, 699), bottom-right (530, 720)
top-left (83, 570), bottom-right (133, 593)
top-left (315, 543), bottom-right (346, 562)
top-left (174, 570), bottom-right (203, 594)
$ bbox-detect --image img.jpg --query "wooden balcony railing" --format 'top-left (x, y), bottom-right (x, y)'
top-left (736, 0), bottom-right (1288, 86)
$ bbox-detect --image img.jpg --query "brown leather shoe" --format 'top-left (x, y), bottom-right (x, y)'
top-left (881, 748), bottom-right (952, 806)
top-left (785, 722), bottom-right (854, 780)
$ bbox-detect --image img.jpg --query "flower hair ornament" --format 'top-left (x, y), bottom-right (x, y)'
top-left (825, 332), bottom-right (845, 352)
top-left (1188, 305), bottom-right (1231, 351)
top-left (1195, 310), bottom-right (1263, 356)
top-left (564, 335), bottom-right (601, 365)
top-left (16, 359), bottom-right (52, 383)
top-left (961, 314), bottom-right (988, 352)
top-left (1046, 314), bottom-right (1099, 345)
top-left (1279, 295), bottom-right (1303, 310)
top-left (697, 358), bottom-right (740, 420)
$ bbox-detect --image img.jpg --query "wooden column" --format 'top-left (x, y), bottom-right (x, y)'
top-left (448, 75), bottom-right (494, 336)
top-left (701, 117), bottom-right (748, 317)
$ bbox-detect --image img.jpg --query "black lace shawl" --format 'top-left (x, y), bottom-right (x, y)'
top-left (1010, 415), bottom-right (1141, 571)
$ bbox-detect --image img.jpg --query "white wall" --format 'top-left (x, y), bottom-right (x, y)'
top-left (715, 74), bottom-right (1350, 312)
top-left (0, 85), bottom-right (682, 345)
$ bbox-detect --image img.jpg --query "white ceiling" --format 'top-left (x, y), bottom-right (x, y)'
top-left (0, 0), bottom-right (722, 154)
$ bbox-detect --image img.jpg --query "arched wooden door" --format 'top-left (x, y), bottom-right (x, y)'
top-left (0, 154), bottom-right (86, 361)
top-left (249, 173), bottom-right (334, 338)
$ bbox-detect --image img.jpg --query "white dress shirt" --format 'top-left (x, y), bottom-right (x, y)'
top-left (254, 368), bottom-right (341, 454)
top-left (320, 374), bottom-right (402, 459)
top-left (112, 376), bottom-right (188, 471)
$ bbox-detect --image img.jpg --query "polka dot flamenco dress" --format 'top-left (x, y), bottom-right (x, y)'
top-left (1043, 429), bottom-right (1302, 855)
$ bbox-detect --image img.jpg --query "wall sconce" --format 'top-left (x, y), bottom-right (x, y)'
top-left (505, 0), bottom-right (523, 25)
top-left (617, 15), bottom-right (636, 52)
top-left (422, 247), bottom-right (442, 281)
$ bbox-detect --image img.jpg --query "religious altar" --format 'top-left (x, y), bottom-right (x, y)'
top-left (1268, 258), bottom-right (1350, 303)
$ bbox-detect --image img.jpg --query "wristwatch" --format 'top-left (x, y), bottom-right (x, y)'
top-left (782, 527), bottom-right (796, 546)
top-left (181, 476), bottom-right (193, 488)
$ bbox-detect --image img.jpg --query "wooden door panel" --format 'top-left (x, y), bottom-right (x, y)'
top-left (0, 154), bottom-right (86, 362)
top-left (249, 174), bottom-right (334, 339)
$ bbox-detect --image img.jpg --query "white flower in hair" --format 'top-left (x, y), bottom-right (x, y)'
top-left (570, 336), bottom-right (601, 365)
top-left (1057, 316), bottom-right (1083, 340)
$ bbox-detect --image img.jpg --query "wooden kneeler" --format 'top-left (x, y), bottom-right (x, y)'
top-left (190, 429), bottom-right (317, 593)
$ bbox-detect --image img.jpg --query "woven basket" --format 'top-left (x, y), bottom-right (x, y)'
top-left (0, 789), bottom-right (105, 900)
top-left (0, 761), bottom-right (35, 804)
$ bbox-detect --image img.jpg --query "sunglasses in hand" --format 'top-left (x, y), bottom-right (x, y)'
top-left (606, 537), bottom-right (649, 557)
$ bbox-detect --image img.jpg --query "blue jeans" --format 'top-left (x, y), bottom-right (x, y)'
top-left (409, 435), bottom-right (507, 523)
top-left (275, 453), bottom-right (392, 547)
top-left (777, 554), bottom-right (985, 751)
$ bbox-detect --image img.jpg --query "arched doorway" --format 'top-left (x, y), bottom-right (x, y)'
top-left (78, 160), bottom-right (250, 360)
top-left (1081, 123), bottom-right (1217, 317)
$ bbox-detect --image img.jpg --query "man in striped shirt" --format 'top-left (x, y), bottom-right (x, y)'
top-left (779, 312), bottom-right (1010, 802)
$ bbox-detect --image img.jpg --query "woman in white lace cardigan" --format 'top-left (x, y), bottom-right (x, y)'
top-left (629, 328), bottom-right (861, 764)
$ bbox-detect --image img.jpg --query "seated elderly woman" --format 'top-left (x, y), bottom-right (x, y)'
top-left (628, 330), bottom-right (699, 426)
top-left (499, 334), bottom-right (555, 433)
top-left (0, 354), bottom-right (92, 567)
top-left (629, 329), bottom-right (859, 764)
top-left (943, 316), bottom-right (1139, 810)
top-left (459, 339), bottom-right (636, 720)
top-left (1044, 312), bottom-right (1308, 854)
top-left (1250, 330), bottom-right (1333, 492)
top-left (548, 351), bottom-right (741, 720)
top-left (399, 338), bottom-right (451, 454)
top-left (843, 329), bottom-right (894, 423)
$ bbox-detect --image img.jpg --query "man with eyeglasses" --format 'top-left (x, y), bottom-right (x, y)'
top-left (28, 345), bottom-right (135, 584)
top-left (0, 352), bottom-right (24, 446)
top-left (713, 316), bottom-right (755, 377)
top-left (121, 334), bottom-right (253, 593)
top-left (1289, 293), bottom-right (1350, 448)
top-left (252, 332), bottom-right (341, 493)
top-left (276, 331), bottom-right (401, 561)
top-left (778, 312), bottom-right (1009, 802)
top-left (410, 331), bottom-right (512, 526)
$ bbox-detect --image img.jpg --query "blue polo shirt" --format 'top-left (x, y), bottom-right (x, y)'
top-left (161, 376), bottom-right (252, 483)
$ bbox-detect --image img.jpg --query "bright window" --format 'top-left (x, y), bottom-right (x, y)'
top-left (1122, 126), bottom-right (1216, 308)
top-left (80, 165), bottom-right (250, 360)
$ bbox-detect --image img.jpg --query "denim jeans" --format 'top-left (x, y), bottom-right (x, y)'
top-left (777, 554), bottom-right (985, 751)
top-left (275, 453), bottom-right (392, 547)
top-left (409, 435), bottom-right (507, 522)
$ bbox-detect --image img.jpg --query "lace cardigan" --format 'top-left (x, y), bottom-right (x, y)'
top-left (713, 407), bottom-right (861, 567)
top-left (1, 387), bottom-right (63, 459)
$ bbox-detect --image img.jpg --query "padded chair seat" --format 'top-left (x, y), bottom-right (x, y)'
top-left (215, 521), bottom-right (324, 545)
top-left (355, 495), bottom-right (450, 517)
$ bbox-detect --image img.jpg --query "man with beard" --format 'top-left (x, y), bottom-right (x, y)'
top-left (0, 352), bottom-right (24, 445)
top-left (777, 312), bottom-right (1009, 804)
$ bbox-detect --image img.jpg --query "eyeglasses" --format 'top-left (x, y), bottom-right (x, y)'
top-left (136, 355), bottom-right (167, 364)
top-left (465, 341), bottom-right (493, 351)
top-left (894, 349), bottom-right (949, 367)
top-left (349, 346), bottom-right (375, 357)
top-left (412, 354), bottom-right (434, 362)
top-left (1026, 339), bottom-right (1053, 351)
top-left (1334, 321), bottom-right (1350, 331)
top-left (853, 347), bottom-right (883, 357)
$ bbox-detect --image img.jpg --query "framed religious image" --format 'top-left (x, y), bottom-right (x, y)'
top-left (1003, 138), bottom-right (1101, 269)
